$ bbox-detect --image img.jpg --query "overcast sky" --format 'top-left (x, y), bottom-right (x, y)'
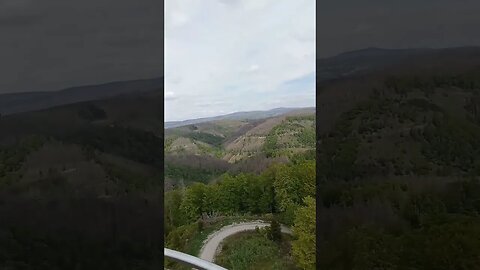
top-left (165, 0), bottom-right (315, 121)
top-left (0, 0), bottom-right (162, 94)
top-left (317, 0), bottom-right (480, 58)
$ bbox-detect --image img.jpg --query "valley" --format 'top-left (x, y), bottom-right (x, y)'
top-left (164, 108), bottom-right (315, 190)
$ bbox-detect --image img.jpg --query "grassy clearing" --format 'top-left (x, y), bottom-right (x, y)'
top-left (215, 231), bottom-right (297, 270)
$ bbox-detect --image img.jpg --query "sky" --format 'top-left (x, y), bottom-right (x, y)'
top-left (317, 0), bottom-right (480, 58)
top-left (0, 0), bottom-right (162, 94)
top-left (165, 0), bottom-right (315, 122)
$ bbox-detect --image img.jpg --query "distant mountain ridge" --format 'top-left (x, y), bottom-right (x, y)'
top-left (317, 47), bottom-right (431, 82)
top-left (316, 46), bottom-right (480, 82)
top-left (2, 47), bottom-right (478, 117)
top-left (0, 78), bottom-right (163, 116)
top-left (165, 107), bottom-right (313, 129)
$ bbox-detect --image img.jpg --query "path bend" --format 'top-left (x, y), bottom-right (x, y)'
top-left (198, 220), bottom-right (293, 262)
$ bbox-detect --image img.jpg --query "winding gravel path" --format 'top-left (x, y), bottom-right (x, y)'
top-left (198, 220), bottom-right (293, 262)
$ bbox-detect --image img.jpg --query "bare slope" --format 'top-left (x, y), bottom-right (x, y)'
top-left (165, 108), bottom-right (315, 162)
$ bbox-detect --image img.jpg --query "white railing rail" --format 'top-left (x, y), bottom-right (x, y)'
top-left (164, 248), bottom-right (228, 270)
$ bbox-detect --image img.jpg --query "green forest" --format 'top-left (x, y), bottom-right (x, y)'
top-left (316, 72), bottom-right (480, 269)
top-left (164, 156), bottom-right (316, 270)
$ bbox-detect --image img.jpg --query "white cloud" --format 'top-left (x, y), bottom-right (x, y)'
top-left (171, 12), bottom-right (189, 26)
top-left (218, 0), bottom-right (241, 6)
top-left (247, 64), bottom-right (260, 72)
top-left (165, 0), bottom-right (315, 121)
top-left (165, 91), bottom-right (177, 101)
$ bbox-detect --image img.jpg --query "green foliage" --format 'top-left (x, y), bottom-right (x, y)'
top-left (185, 132), bottom-right (224, 147)
top-left (318, 108), bottom-right (360, 181)
top-left (290, 149), bottom-right (316, 164)
top-left (319, 218), bottom-right (480, 270)
top-left (292, 197), bottom-right (316, 270)
top-left (268, 219), bottom-right (282, 241)
top-left (215, 232), bottom-right (290, 270)
top-left (421, 114), bottom-right (480, 173)
top-left (405, 98), bottom-right (442, 112)
top-left (165, 222), bottom-right (200, 253)
top-left (398, 217), bottom-right (480, 270)
top-left (180, 183), bottom-right (208, 222)
top-left (165, 160), bottom-right (315, 223)
top-left (264, 115), bottom-right (315, 158)
top-left (165, 163), bottom-right (225, 184)
top-left (77, 104), bottom-right (107, 121)
top-left (65, 126), bottom-right (163, 165)
top-left (442, 179), bottom-right (480, 214)
top-left (164, 136), bottom-right (176, 150)
top-left (286, 115), bottom-right (315, 122)
top-left (0, 135), bottom-right (45, 185)
top-left (168, 172), bottom-right (272, 225)
top-left (401, 193), bottom-right (447, 228)
top-left (274, 161), bottom-right (315, 213)
top-left (164, 190), bottom-right (188, 236)
top-left (318, 226), bottom-right (398, 270)
top-left (99, 160), bottom-right (159, 193)
top-left (165, 160), bottom-right (316, 269)
top-left (385, 73), bottom-right (480, 95)
top-left (0, 229), bottom-right (163, 270)
top-left (195, 141), bottom-right (224, 157)
top-left (465, 96), bottom-right (480, 124)
top-left (264, 130), bottom-right (279, 158)
top-left (317, 73), bottom-right (480, 269)
top-left (0, 198), bottom-right (164, 270)
top-left (296, 128), bottom-right (316, 148)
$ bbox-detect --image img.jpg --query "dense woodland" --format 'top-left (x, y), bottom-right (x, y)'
top-left (0, 94), bottom-right (165, 269)
top-left (317, 71), bottom-right (480, 269)
top-left (164, 153), bottom-right (316, 269)
top-left (0, 137), bottom-right (164, 269)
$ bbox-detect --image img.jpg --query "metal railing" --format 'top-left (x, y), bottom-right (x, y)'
top-left (164, 248), bottom-right (228, 270)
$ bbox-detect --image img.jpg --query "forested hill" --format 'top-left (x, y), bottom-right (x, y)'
top-left (316, 47), bottom-right (480, 269)
top-left (164, 108), bottom-right (315, 190)
top-left (0, 86), bottom-right (165, 269)
top-left (0, 78), bottom-right (163, 116)
top-left (165, 107), bottom-right (302, 129)
top-left (316, 46), bottom-right (480, 83)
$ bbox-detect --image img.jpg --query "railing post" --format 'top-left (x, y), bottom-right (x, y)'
top-left (164, 248), bottom-right (228, 270)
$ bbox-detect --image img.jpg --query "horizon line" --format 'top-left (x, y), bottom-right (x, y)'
top-left (165, 106), bottom-right (315, 123)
